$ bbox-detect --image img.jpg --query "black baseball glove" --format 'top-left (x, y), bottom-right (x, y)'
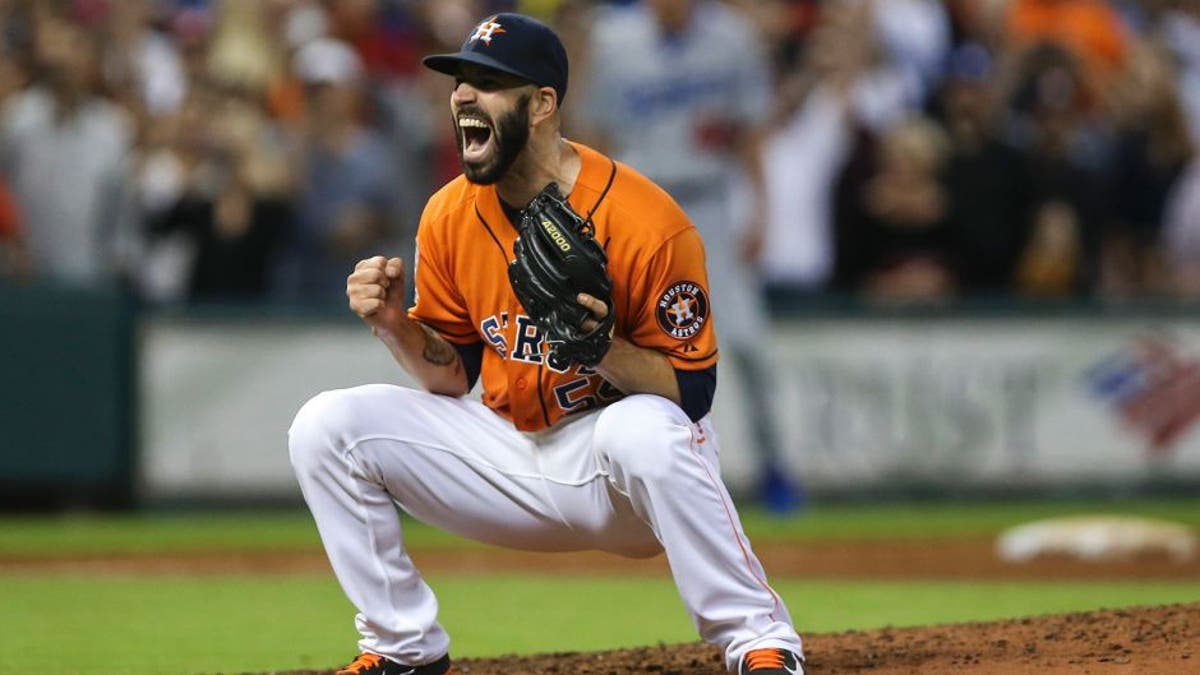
top-left (508, 182), bottom-right (614, 370)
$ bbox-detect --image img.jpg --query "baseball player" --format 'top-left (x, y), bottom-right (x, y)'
top-left (288, 13), bottom-right (804, 675)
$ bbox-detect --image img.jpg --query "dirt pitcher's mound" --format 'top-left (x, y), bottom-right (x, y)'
top-left (265, 602), bottom-right (1196, 674)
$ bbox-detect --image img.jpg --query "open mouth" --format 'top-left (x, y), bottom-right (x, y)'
top-left (458, 116), bottom-right (494, 162)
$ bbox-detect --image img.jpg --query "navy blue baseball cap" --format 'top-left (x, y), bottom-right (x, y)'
top-left (422, 13), bottom-right (569, 104)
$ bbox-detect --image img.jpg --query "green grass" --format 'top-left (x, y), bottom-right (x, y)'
top-left (3, 497), bottom-right (1199, 556)
top-left (0, 511), bottom-right (457, 556)
top-left (1, 573), bottom-right (1198, 675)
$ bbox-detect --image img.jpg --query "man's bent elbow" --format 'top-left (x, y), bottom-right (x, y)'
top-left (418, 372), bottom-right (470, 398)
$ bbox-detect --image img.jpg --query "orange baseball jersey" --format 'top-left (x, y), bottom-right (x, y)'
top-left (409, 141), bottom-right (718, 432)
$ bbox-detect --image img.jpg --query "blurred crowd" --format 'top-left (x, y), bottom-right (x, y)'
top-left (0, 0), bottom-right (1198, 306)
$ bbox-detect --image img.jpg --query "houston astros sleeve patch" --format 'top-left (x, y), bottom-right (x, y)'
top-left (656, 281), bottom-right (709, 340)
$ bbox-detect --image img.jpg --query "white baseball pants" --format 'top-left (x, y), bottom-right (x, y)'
top-left (288, 384), bottom-right (802, 671)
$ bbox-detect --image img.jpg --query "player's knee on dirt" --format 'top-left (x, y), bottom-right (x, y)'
top-left (594, 394), bottom-right (693, 484)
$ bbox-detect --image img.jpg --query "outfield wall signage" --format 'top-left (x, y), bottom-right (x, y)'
top-left (138, 316), bottom-right (1200, 500)
top-left (769, 319), bottom-right (1200, 487)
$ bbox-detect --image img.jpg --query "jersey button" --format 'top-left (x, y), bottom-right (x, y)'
top-left (515, 377), bottom-right (527, 390)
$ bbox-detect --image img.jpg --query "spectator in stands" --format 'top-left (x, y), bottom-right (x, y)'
top-left (1008, 46), bottom-right (1106, 297)
top-left (938, 43), bottom-right (1035, 294)
top-left (833, 115), bottom-right (957, 304)
top-left (759, 0), bottom-right (912, 298)
top-left (130, 81), bottom-right (210, 302)
top-left (1101, 41), bottom-right (1195, 298)
top-left (145, 81), bottom-right (294, 302)
top-left (275, 37), bottom-right (401, 302)
top-left (0, 14), bottom-right (135, 287)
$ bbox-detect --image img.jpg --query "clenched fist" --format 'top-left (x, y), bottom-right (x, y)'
top-left (347, 256), bottom-right (406, 330)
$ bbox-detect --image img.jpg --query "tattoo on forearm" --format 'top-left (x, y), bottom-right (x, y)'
top-left (420, 326), bottom-right (458, 368)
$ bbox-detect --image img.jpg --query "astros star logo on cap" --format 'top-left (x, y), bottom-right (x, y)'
top-left (469, 16), bottom-right (505, 45)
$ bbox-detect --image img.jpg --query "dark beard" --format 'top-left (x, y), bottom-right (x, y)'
top-left (456, 94), bottom-right (531, 185)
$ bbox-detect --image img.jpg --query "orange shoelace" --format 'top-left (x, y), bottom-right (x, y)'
top-left (744, 649), bottom-right (787, 670)
top-left (336, 653), bottom-right (383, 675)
